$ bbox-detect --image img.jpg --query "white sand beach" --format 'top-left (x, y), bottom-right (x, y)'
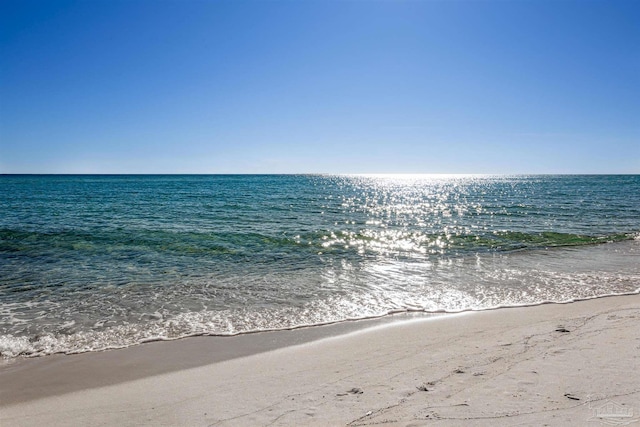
top-left (1, 294), bottom-right (639, 426)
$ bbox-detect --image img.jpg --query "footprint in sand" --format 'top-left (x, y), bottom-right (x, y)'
top-left (337, 387), bottom-right (363, 396)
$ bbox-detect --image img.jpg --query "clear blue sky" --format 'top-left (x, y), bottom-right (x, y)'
top-left (1, 0), bottom-right (638, 174)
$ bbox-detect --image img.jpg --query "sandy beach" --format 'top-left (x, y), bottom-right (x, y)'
top-left (1, 294), bottom-right (639, 426)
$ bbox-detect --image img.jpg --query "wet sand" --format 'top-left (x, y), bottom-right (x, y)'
top-left (1, 294), bottom-right (639, 426)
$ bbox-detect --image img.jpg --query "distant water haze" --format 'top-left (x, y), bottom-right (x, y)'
top-left (0, 174), bottom-right (639, 358)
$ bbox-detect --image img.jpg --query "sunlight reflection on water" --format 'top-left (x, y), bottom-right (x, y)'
top-left (0, 174), bottom-right (638, 357)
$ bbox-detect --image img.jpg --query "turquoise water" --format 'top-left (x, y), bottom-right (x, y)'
top-left (1, 174), bottom-right (639, 358)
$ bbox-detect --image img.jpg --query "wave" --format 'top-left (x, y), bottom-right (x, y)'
top-left (2, 289), bottom-right (639, 360)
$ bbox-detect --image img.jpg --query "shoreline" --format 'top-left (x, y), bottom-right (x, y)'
top-left (0, 310), bottom-right (441, 406)
top-left (3, 290), bottom-right (639, 404)
top-left (3, 285), bottom-right (639, 361)
top-left (1, 293), bottom-right (639, 426)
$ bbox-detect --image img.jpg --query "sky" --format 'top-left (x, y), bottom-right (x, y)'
top-left (1, 0), bottom-right (638, 174)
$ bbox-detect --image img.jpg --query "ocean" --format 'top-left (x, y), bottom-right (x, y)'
top-left (1, 174), bottom-right (639, 359)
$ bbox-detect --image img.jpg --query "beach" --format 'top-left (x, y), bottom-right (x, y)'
top-left (1, 294), bottom-right (638, 426)
top-left (3, 0), bottom-right (639, 423)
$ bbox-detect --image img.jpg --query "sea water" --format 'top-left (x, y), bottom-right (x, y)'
top-left (1, 174), bottom-right (639, 358)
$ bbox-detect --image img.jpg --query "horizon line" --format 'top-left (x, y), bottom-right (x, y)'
top-left (1, 173), bottom-right (638, 177)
